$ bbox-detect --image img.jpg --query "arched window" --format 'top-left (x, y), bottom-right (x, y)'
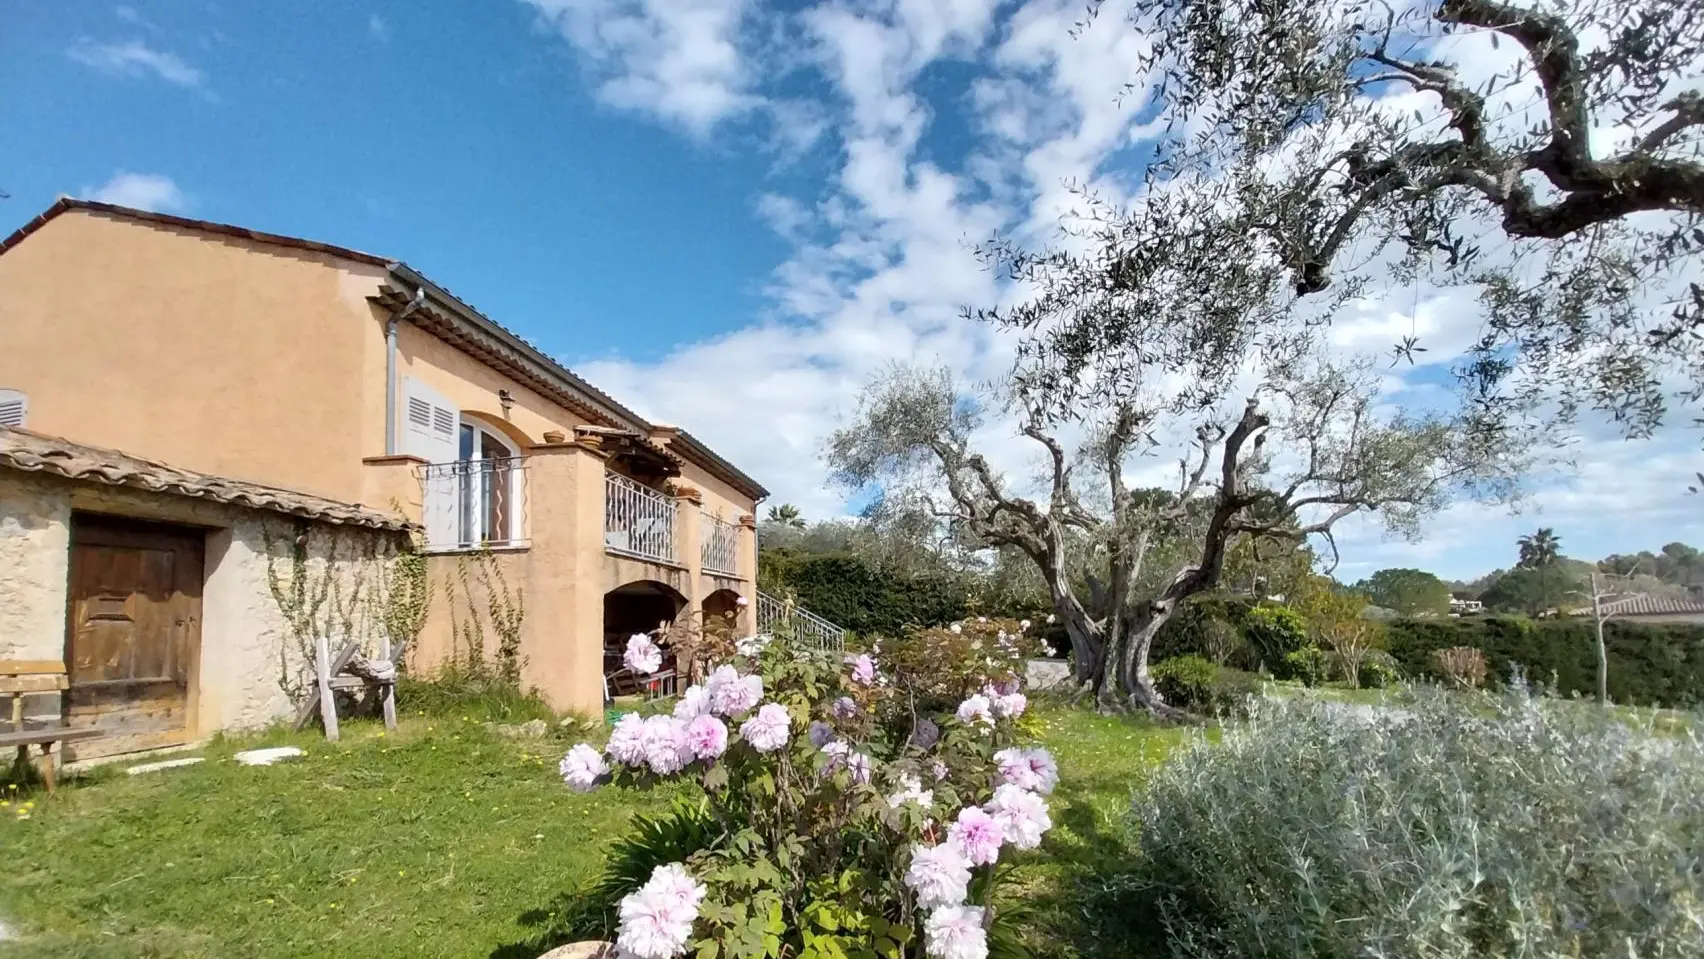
top-left (0, 389), bottom-right (26, 428)
top-left (453, 420), bottom-right (523, 547)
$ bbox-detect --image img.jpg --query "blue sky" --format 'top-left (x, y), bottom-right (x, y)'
top-left (4, 0), bottom-right (1700, 581)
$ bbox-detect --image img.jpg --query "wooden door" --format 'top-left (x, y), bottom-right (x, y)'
top-left (65, 515), bottom-right (203, 756)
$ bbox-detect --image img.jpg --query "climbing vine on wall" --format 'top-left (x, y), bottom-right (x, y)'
top-left (443, 548), bottom-right (526, 686)
top-left (261, 522), bottom-right (421, 701)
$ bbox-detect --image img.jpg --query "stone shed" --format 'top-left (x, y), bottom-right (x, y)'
top-left (0, 426), bottom-right (416, 760)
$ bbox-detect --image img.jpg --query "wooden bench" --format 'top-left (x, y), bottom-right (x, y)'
top-left (2, 661), bottom-right (102, 792)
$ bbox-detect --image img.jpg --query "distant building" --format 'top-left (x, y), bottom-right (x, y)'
top-left (1449, 597), bottom-right (1484, 616)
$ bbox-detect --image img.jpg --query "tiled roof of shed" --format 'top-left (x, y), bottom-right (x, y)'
top-left (0, 426), bottom-right (413, 532)
top-left (1595, 594), bottom-right (1704, 617)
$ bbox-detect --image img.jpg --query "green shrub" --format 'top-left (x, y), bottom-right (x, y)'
top-left (1151, 655), bottom-right (1218, 704)
top-left (1243, 603), bottom-right (1308, 672)
top-left (396, 665), bottom-right (555, 723)
top-left (1151, 656), bottom-right (1262, 716)
top-left (1152, 594), bottom-right (1255, 664)
top-left (1384, 616), bottom-right (1704, 706)
top-left (1124, 690), bottom-right (1704, 958)
top-left (758, 550), bottom-right (970, 634)
top-left (1358, 649), bottom-right (1402, 688)
top-left (1283, 645), bottom-right (1332, 687)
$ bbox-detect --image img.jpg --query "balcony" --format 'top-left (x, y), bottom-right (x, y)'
top-left (418, 457), bottom-right (528, 551)
top-left (701, 511), bottom-right (739, 576)
top-left (605, 471), bottom-right (677, 565)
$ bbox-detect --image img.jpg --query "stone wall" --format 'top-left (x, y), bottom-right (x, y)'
top-left (0, 470), bottom-right (410, 748)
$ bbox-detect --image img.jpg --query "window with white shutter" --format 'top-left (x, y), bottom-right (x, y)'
top-left (401, 377), bottom-right (459, 463)
top-left (0, 390), bottom-right (26, 428)
top-left (402, 377), bottom-right (463, 548)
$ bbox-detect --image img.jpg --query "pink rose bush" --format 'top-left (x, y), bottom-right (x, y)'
top-left (558, 618), bottom-right (1054, 957)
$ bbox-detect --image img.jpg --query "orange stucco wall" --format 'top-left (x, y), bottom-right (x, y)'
top-left (2, 207), bottom-right (763, 717)
top-left (0, 210), bottom-right (381, 504)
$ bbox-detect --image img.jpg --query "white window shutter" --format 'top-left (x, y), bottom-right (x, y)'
top-left (401, 377), bottom-right (461, 548)
top-left (0, 390), bottom-right (26, 428)
top-left (400, 377), bottom-right (458, 463)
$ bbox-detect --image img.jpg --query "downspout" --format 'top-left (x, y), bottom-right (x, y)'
top-left (384, 284), bottom-right (428, 455)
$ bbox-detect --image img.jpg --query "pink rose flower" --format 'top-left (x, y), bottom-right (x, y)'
top-left (947, 806), bottom-right (1004, 866)
top-left (639, 715), bottom-right (690, 775)
top-left (684, 714), bottom-right (728, 760)
top-left (740, 702), bottom-right (791, 752)
top-left (705, 665), bottom-right (763, 716)
top-left (558, 743), bottom-right (608, 792)
top-left (986, 783), bottom-right (1051, 850)
top-left (848, 653), bottom-right (877, 686)
top-left (624, 634), bottom-right (663, 675)
top-left (607, 713), bottom-right (649, 767)
top-left (924, 905), bottom-right (988, 959)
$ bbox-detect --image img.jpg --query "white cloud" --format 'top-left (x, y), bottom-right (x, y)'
top-left (368, 14), bottom-right (390, 42)
top-left (534, 0), bottom-right (1704, 578)
top-left (68, 38), bottom-right (203, 87)
top-left (82, 172), bottom-right (187, 212)
top-left (115, 5), bottom-right (160, 34)
top-left (520, 0), bottom-right (759, 136)
top-left (754, 193), bottom-right (810, 239)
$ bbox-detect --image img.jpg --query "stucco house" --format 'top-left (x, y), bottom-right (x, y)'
top-left (0, 198), bottom-right (769, 754)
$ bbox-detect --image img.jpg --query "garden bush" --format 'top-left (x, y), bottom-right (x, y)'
top-left (1150, 656), bottom-right (1262, 716)
top-left (757, 550), bottom-right (970, 636)
top-left (1385, 616), bottom-right (1704, 706)
top-left (1125, 690), bottom-right (1704, 958)
top-left (396, 664), bottom-right (555, 722)
top-left (877, 617), bottom-right (1046, 722)
top-left (1281, 645), bottom-right (1331, 687)
top-left (554, 624), bottom-right (1059, 958)
top-left (1243, 603), bottom-right (1308, 673)
top-left (1151, 594), bottom-right (1255, 665)
top-left (1357, 649), bottom-right (1402, 688)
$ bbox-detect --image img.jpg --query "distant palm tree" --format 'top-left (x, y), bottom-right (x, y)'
top-left (1517, 527), bottom-right (1562, 568)
top-left (766, 503), bottom-right (806, 529)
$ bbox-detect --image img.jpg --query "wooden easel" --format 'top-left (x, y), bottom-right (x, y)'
top-left (293, 637), bottom-right (403, 741)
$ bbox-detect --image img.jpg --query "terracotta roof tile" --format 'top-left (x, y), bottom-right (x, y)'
top-left (0, 426), bottom-right (412, 532)
top-left (1596, 594), bottom-right (1704, 617)
top-left (1, 199), bottom-right (769, 502)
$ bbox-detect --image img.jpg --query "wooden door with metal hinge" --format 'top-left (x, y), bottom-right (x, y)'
top-left (64, 515), bottom-right (204, 758)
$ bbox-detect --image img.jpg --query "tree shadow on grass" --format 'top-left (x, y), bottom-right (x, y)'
top-left (1018, 792), bottom-right (1174, 959)
top-left (489, 887), bottom-right (610, 959)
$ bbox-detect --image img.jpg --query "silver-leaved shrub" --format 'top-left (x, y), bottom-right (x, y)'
top-left (1130, 688), bottom-right (1704, 957)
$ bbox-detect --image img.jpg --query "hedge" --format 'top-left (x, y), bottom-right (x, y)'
top-left (757, 550), bottom-right (970, 637)
top-left (1384, 616), bottom-right (1704, 707)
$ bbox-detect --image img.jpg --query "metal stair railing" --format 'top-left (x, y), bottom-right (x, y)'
top-left (755, 590), bottom-right (847, 651)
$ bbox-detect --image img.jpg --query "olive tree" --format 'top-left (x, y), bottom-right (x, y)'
top-left (1040, 0), bottom-right (1704, 441)
top-left (827, 362), bottom-right (1520, 716)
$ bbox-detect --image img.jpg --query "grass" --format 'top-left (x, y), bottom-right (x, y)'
top-left (0, 700), bottom-right (1190, 959)
top-left (1009, 704), bottom-right (1200, 959)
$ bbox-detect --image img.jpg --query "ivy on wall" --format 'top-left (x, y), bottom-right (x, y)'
top-left (442, 548), bottom-right (526, 686)
top-left (261, 521), bottom-right (426, 701)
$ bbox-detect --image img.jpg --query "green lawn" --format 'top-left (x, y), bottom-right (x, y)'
top-left (0, 704), bottom-right (1190, 959)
